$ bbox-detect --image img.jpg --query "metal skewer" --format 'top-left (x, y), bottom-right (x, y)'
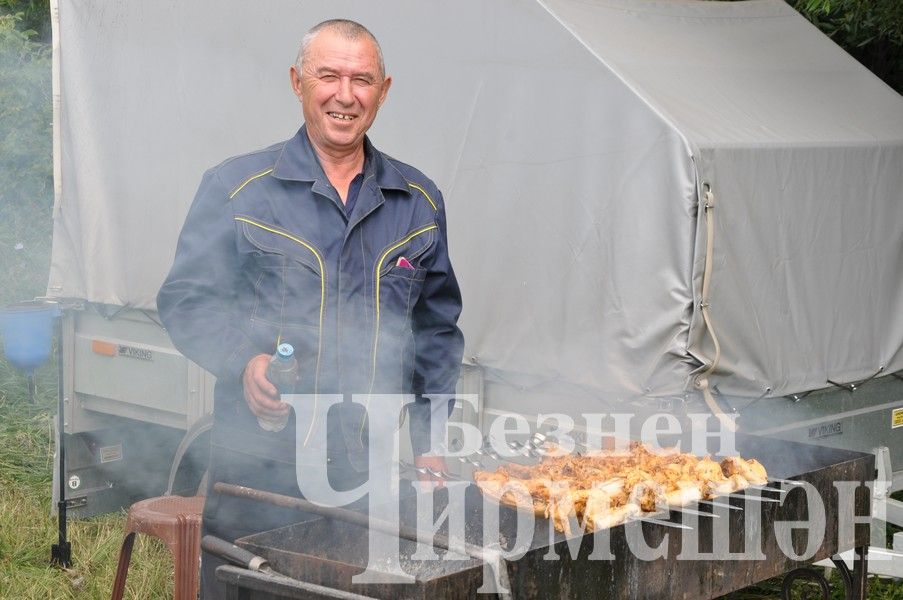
top-left (506, 441), bottom-right (538, 458)
top-left (631, 516), bottom-right (693, 530)
top-left (668, 505), bottom-right (720, 519)
top-left (525, 432), bottom-right (547, 448)
top-left (770, 478), bottom-right (805, 486)
top-left (425, 466), bottom-right (448, 479)
top-left (746, 484), bottom-right (788, 495)
top-left (717, 493), bottom-right (782, 504)
top-left (455, 455), bottom-right (484, 468)
top-left (502, 432), bottom-right (550, 458)
top-left (475, 446), bottom-right (501, 461)
top-left (403, 462), bottom-right (463, 481)
top-left (213, 483), bottom-right (514, 599)
top-left (697, 499), bottom-right (743, 511)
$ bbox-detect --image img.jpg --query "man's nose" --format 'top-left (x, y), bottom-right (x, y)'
top-left (335, 76), bottom-right (354, 105)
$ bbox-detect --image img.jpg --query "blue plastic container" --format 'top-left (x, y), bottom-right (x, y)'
top-left (0, 301), bottom-right (60, 374)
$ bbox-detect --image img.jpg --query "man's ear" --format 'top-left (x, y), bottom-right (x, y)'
top-left (289, 65), bottom-right (303, 100)
top-left (378, 75), bottom-right (392, 107)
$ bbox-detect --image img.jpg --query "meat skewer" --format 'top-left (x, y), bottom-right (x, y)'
top-left (474, 442), bottom-right (773, 532)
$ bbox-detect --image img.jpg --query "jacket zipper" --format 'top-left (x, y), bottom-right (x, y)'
top-left (361, 223), bottom-right (438, 437)
top-left (234, 216), bottom-right (326, 446)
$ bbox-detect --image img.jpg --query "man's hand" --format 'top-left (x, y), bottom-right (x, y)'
top-left (414, 455), bottom-right (448, 488)
top-left (242, 354), bottom-right (289, 419)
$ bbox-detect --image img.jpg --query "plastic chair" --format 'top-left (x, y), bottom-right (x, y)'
top-left (110, 495), bottom-right (205, 600)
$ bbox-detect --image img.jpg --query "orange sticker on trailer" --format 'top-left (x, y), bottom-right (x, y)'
top-left (893, 408), bottom-right (903, 429)
top-left (91, 340), bottom-right (117, 356)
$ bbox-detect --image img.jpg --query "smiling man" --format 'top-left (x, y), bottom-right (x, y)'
top-left (157, 19), bottom-right (464, 598)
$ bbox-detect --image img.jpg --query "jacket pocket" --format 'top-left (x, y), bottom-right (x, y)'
top-left (235, 216), bottom-right (324, 331)
top-left (380, 266), bottom-right (427, 321)
top-left (376, 227), bottom-right (435, 324)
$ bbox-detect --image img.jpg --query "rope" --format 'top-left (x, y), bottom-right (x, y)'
top-left (693, 185), bottom-right (736, 433)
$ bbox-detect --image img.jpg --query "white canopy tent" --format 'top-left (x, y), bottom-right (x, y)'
top-left (49, 0), bottom-right (903, 411)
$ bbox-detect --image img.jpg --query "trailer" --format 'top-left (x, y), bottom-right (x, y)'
top-left (47, 0), bottom-right (903, 580)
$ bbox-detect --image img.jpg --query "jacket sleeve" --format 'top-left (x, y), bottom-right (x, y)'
top-left (408, 190), bottom-right (465, 455)
top-left (156, 168), bottom-right (263, 384)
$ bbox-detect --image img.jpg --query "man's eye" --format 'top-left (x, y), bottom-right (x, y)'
top-left (353, 77), bottom-right (373, 86)
top-left (320, 74), bottom-right (338, 82)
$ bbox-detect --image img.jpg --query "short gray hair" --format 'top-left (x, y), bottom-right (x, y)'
top-left (295, 19), bottom-right (385, 79)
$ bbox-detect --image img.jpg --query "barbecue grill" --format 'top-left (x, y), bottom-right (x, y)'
top-left (213, 434), bottom-right (873, 600)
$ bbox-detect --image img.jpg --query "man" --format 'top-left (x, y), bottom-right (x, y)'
top-left (157, 19), bottom-right (463, 597)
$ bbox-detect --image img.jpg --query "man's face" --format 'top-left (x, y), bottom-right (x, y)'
top-left (290, 29), bottom-right (391, 158)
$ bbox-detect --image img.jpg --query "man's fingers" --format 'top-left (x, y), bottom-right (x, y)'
top-left (250, 389), bottom-right (288, 416)
top-left (247, 379), bottom-right (287, 415)
top-left (247, 375), bottom-right (280, 405)
top-left (253, 372), bottom-right (278, 398)
top-left (246, 354), bottom-right (277, 395)
top-left (243, 353), bottom-right (286, 418)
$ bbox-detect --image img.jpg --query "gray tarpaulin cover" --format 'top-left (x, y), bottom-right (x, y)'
top-left (49, 0), bottom-right (903, 404)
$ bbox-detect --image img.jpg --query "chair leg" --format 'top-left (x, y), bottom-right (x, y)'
top-left (172, 514), bottom-right (201, 600)
top-left (110, 532), bottom-right (136, 600)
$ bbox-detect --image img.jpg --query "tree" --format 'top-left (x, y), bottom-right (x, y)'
top-left (0, 0), bottom-right (49, 41)
top-left (0, 11), bottom-right (51, 307)
top-left (793, 0), bottom-right (903, 92)
top-left (0, 13), bottom-right (51, 210)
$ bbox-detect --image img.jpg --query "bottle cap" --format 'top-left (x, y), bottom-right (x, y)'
top-left (276, 343), bottom-right (294, 359)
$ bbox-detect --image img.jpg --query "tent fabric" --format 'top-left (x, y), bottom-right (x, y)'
top-left (49, 0), bottom-right (903, 403)
top-left (537, 0), bottom-right (903, 396)
top-left (542, 0), bottom-right (903, 146)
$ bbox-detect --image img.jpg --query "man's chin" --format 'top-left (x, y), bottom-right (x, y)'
top-left (323, 134), bottom-right (365, 154)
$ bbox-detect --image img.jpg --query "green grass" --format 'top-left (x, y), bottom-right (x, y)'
top-left (0, 354), bottom-right (173, 599)
top-left (726, 570), bottom-right (903, 599)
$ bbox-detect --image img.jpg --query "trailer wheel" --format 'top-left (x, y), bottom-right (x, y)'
top-left (166, 414), bottom-right (213, 496)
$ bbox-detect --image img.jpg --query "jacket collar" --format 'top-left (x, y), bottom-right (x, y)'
top-left (272, 125), bottom-right (410, 194)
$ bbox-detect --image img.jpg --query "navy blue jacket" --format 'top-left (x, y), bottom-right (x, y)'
top-left (157, 127), bottom-right (464, 465)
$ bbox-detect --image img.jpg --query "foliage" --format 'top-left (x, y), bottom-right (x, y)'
top-left (0, 13), bottom-right (52, 213)
top-left (0, 12), bottom-right (52, 307)
top-left (796, 0), bottom-right (903, 46)
top-left (790, 0), bottom-right (903, 93)
top-left (0, 0), bottom-right (49, 41)
top-left (725, 571), bottom-right (903, 599)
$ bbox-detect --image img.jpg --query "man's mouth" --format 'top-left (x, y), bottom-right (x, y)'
top-left (328, 112), bottom-right (355, 121)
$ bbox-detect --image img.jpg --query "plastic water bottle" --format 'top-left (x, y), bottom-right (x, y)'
top-left (258, 343), bottom-right (299, 432)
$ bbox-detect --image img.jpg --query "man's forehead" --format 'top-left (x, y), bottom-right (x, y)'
top-left (305, 29), bottom-right (381, 75)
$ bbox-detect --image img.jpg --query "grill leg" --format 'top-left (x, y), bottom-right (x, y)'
top-left (852, 546), bottom-right (868, 600)
top-left (780, 567), bottom-right (830, 600)
top-left (830, 547), bottom-right (869, 600)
